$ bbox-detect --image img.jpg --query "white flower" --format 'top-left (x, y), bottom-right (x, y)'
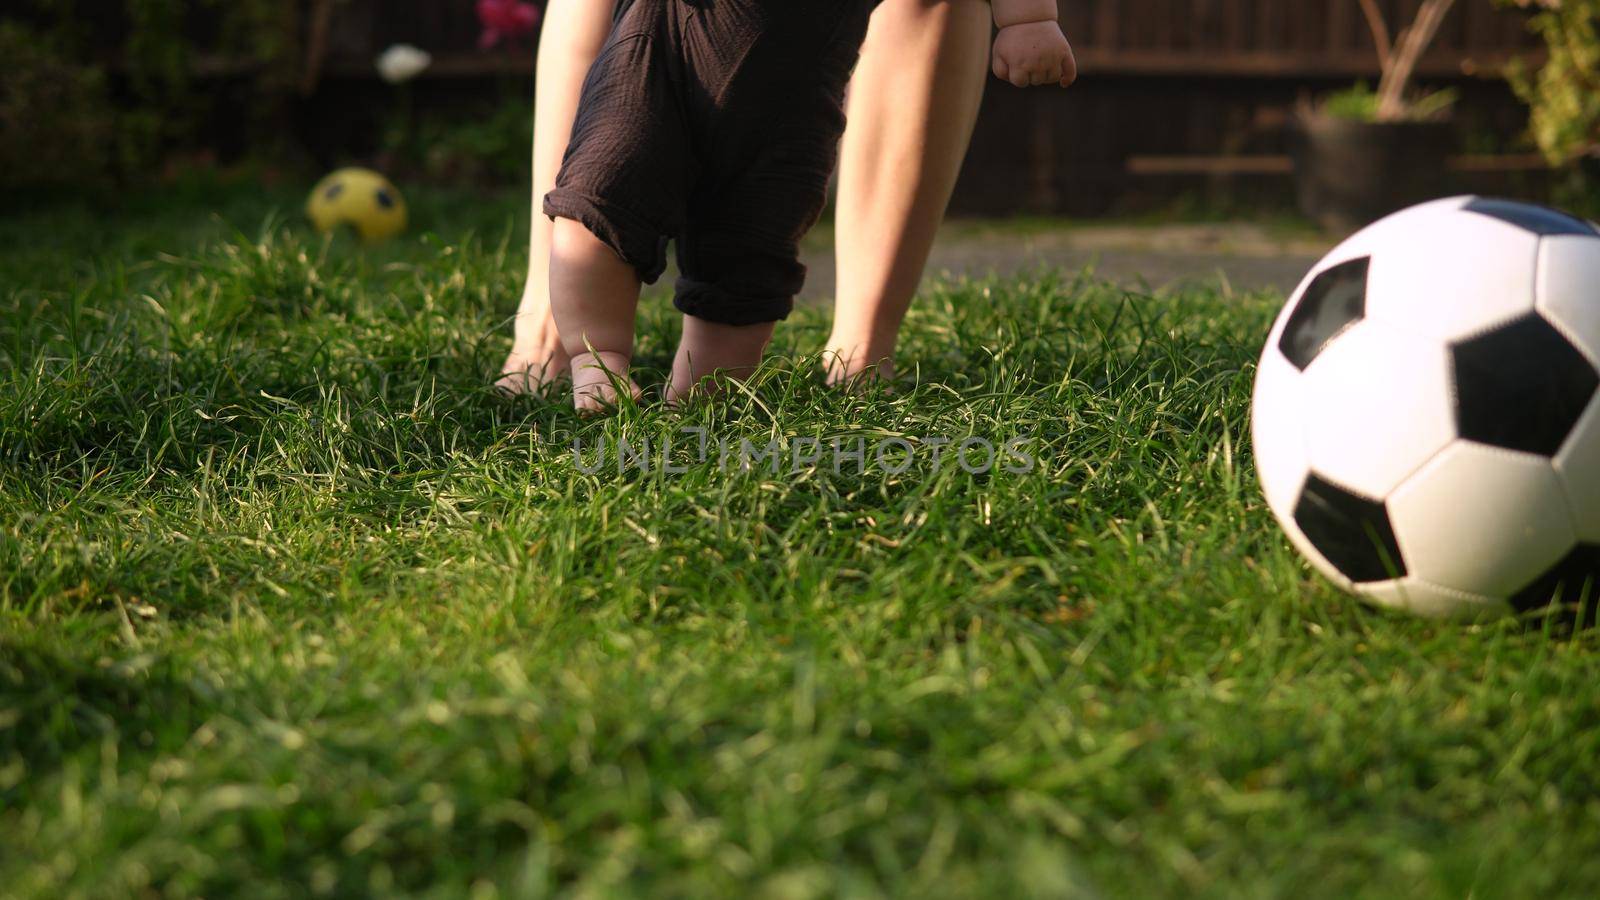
top-left (376, 44), bottom-right (432, 84)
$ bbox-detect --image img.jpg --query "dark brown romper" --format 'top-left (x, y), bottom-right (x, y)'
top-left (544, 0), bottom-right (879, 326)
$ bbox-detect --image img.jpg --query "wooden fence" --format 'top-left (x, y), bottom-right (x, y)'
top-left (320, 0), bottom-right (1538, 78)
top-left (1061, 0), bottom-right (1535, 77)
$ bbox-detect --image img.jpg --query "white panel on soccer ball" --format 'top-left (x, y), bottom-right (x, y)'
top-left (1318, 196), bottom-right (1473, 260)
top-left (1360, 577), bottom-right (1508, 620)
top-left (1361, 206), bottom-right (1542, 343)
top-left (1251, 348), bottom-right (1311, 517)
top-left (1389, 442), bottom-right (1576, 599)
top-left (1556, 397), bottom-right (1600, 541)
top-left (1536, 235), bottom-right (1600, 368)
top-left (1301, 320), bottom-right (1454, 498)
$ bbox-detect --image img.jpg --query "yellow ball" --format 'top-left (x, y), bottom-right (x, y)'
top-left (306, 168), bottom-right (408, 243)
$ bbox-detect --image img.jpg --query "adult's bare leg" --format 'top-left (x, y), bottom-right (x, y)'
top-left (825, 0), bottom-right (991, 385)
top-left (495, 0), bottom-right (615, 395)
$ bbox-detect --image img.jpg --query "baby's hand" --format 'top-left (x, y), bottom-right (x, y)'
top-left (992, 21), bottom-right (1078, 88)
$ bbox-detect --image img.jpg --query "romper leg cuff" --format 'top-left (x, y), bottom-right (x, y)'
top-left (673, 278), bottom-right (795, 326)
top-left (543, 189), bottom-right (670, 285)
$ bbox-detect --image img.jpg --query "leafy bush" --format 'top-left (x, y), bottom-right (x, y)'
top-left (1499, 0), bottom-right (1600, 216)
top-left (1, 0), bottom-right (298, 188)
top-left (416, 99), bottom-right (534, 186)
top-left (0, 22), bottom-right (113, 191)
top-left (1503, 0), bottom-right (1600, 165)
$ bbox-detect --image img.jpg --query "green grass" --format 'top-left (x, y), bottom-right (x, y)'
top-left (4, 183), bottom-right (1600, 899)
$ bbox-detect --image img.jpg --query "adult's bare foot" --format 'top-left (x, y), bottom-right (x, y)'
top-left (495, 343), bottom-right (570, 396)
top-left (495, 306), bottom-right (570, 396)
top-left (821, 332), bottom-right (897, 388)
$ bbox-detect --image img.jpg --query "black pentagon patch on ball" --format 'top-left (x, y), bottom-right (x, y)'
top-left (1452, 314), bottom-right (1600, 456)
top-left (1463, 197), bottom-right (1600, 237)
top-left (1293, 473), bottom-right (1407, 583)
top-left (375, 188), bottom-right (396, 209)
top-left (1279, 257), bottom-right (1370, 371)
top-left (1508, 543), bottom-right (1600, 616)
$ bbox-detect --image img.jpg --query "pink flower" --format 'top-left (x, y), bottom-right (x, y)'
top-left (477, 0), bottom-right (541, 49)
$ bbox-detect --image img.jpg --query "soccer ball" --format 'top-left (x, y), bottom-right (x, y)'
top-left (306, 168), bottom-right (408, 243)
top-left (1252, 196), bottom-right (1600, 619)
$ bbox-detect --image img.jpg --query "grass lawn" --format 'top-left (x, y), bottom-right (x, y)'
top-left (4, 182), bottom-right (1600, 898)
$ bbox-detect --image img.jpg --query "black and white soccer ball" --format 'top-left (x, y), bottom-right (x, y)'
top-left (1253, 196), bottom-right (1600, 619)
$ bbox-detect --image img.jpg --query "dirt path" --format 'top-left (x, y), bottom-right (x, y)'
top-left (794, 222), bottom-right (1332, 299)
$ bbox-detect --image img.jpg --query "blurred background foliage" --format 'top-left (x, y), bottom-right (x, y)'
top-left (1, 0), bottom-right (299, 191)
top-left (1505, 0), bottom-right (1600, 165)
top-left (2, 1), bottom-right (1598, 216)
top-left (1502, 0), bottom-right (1600, 212)
top-left (1, 0), bottom-right (540, 198)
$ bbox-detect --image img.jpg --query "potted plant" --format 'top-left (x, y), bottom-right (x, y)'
top-left (1294, 0), bottom-right (1462, 232)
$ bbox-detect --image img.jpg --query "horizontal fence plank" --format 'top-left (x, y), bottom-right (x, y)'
top-left (1068, 47), bottom-right (1532, 79)
top-left (1126, 153), bottom-right (1549, 175)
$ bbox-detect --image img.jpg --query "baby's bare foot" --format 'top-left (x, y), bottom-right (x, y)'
top-left (570, 350), bottom-right (641, 413)
top-left (667, 316), bottom-right (775, 404)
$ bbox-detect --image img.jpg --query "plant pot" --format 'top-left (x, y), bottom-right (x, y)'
top-left (1292, 114), bottom-right (1456, 233)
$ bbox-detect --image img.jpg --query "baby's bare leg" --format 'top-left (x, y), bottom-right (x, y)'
top-left (549, 218), bottom-right (644, 412)
top-left (667, 316), bottom-right (776, 404)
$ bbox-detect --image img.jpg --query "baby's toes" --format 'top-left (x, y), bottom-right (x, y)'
top-left (573, 378), bottom-right (643, 415)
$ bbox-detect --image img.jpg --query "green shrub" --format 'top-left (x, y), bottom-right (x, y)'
top-left (1501, 0), bottom-right (1600, 215)
top-left (1505, 0), bottom-right (1600, 166)
top-left (0, 22), bottom-right (114, 191)
top-left (1, 0), bottom-right (298, 188)
top-left (416, 98), bottom-right (535, 186)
